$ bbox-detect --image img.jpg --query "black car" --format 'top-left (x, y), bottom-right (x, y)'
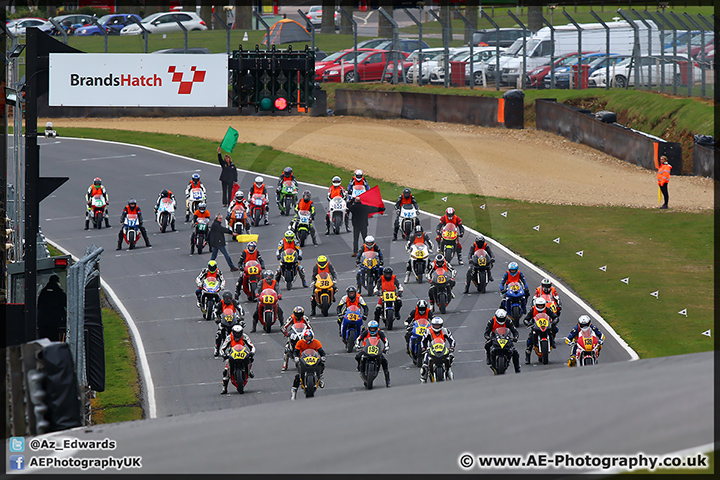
top-left (471, 28), bottom-right (525, 48)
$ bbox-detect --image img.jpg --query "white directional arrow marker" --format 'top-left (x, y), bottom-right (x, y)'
top-left (441, 196), bottom-right (448, 202)
top-left (500, 211), bottom-right (508, 217)
top-left (701, 329), bottom-right (711, 337)
top-left (479, 204), bottom-right (486, 210)
top-left (650, 291), bottom-right (659, 298)
top-left (533, 225), bottom-right (540, 231)
top-left (678, 308), bottom-right (688, 317)
top-left (553, 237), bottom-right (560, 244)
top-left (599, 265), bottom-right (607, 272)
top-left (576, 250), bottom-right (584, 257)
top-left (620, 277), bottom-right (629, 284)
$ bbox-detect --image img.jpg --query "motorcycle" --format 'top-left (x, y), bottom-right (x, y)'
top-left (407, 317), bottom-right (430, 367)
top-left (379, 289), bottom-right (398, 331)
top-left (349, 184), bottom-right (367, 201)
top-left (572, 327), bottom-right (601, 367)
top-left (313, 272), bottom-right (335, 317)
top-left (357, 336), bottom-right (385, 390)
top-left (357, 251), bottom-right (381, 297)
top-left (89, 194), bottom-right (107, 229)
top-left (408, 243), bottom-right (429, 283)
top-left (199, 277), bottom-right (223, 321)
top-left (439, 223), bottom-right (460, 265)
top-left (156, 197), bottom-right (175, 233)
top-left (257, 288), bottom-right (280, 333)
top-left (217, 305), bottom-right (243, 357)
top-left (340, 305), bottom-right (364, 353)
top-left (297, 348), bottom-right (322, 398)
top-left (190, 217), bottom-right (210, 254)
top-left (530, 312), bottom-right (554, 365)
top-left (250, 193), bottom-right (268, 227)
top-left (328, 195), bottom-right (348, 234)
top-left (429, 267), bottom-right (453, 314)
top-left (293, 209), bottom-right (313, 247)
top-left (279, 248), bottom-right (300, 290)
top-left (283, 320), bottom-right (307, 370)
top-left (399, 204), bottom-right (419, 240)
top-left (122, 213), bottom-right (140, 250)
top-left (186, 187), bottom-right (206, 222)
top-left (239, 260), bottom-right (261, 302)
top-left (535, 291), bottom-right (561, 319)
top-left (278, 179), bottom-right (298, 216)
top-left (501, 281), bottom-right (527, 328)
top-left (489, 325), bottom-right (515, 375)
top-left (227, 343), bottom-right (252, 394)
top-left (468, 249), bottom-right (493, 293)
top-left (426, 337), bottom-right (453, 382)
top-left (227, 203), bottom-right (250, 239)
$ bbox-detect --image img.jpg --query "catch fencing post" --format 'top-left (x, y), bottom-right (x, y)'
top-left (643, 10), bottom-right (665, 93)
top-left (537, 13), bottom-right (556, 89)
top-left (130, 17), bottom-right (149, 53)
top-left (631, 9), bottom-right (654, 90)
top-left (454, 9), bottom-right (474, 88)
top-left (562, 10), bottom-right (583, 90)
top-left (378, 7), bottom-right (400, 85)
top-left (507, 9), bottom-right (528, 90)
top-left (298, 9), bottom-right (316, 53)
top-left (49, 19), bottom-right (67, 44)
top-left (339, 7), bottom-right (358, 83)
top-left (589, 10), bottom-right (611, 90)
top-left (480, 9), bottom-right (501, 90)
top-left (428, 9), bottom-right (450, 89)
top-left (170, 14), bottom-right (189, 53)
top-left (252, 11), bottom-right (271, 50)
top-left (654, 11), bottom-right (678, 95)
top-left (403, 8), bottom-right (423, 86)
top-left (90, 17), bottom-right (108, 53)
top-left (669, 11), bottom-right (693, 97)
top-left (213, 12), bottom-right (232, 55)
top-left (618, 10), bottom-right (641, 90)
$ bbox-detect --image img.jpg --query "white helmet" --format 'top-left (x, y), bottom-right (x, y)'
top-left (534, 297), bottom-right (547, 311)
top-left (332, 176), bottom-right (341, 186)
top-left (578, 314), bottom-right (591, 328)
top-left (430, 316), bottom-right (444, 333)
top-left (495, 309), bottom-right (508, 323)
top-left (365, 235), bottom-right (374, 243)
top-left (255, 176), bottom-right (263, 185)
top-left (354, 169), bottom-right (363, 179)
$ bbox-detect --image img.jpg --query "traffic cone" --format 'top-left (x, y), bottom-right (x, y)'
top-left (242, 31), bottom-right (248, 41)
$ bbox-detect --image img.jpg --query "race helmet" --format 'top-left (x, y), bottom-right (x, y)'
top-left (346, 285), bottom-right (357, 299)
top-left (284, 230), bottom-right (295, 241)
top-left (231, 324), bottom-right (243, 341)
top-left (534, 297), bottom-right (547, 311)
top-left (430, 316), bottom-right (444, 333)
top-left (578, 314), bottom-right (591, 328)
top-left (446, 207), bottom-right (455, 218)
top-left (222, 291), bottom-right (233, 304)
top-left (332, 176), bottom-right (342, 187)
top-left (293, 306), bottom-right (305, 321)
top-left (508, 262), bottom-right (519, 275)
top-left (93, 177), bottom-right (102, 186)
top-left (235, 191), bottom-right (244, 201)
top-left (402, 188), bottom-right (411, 199)
top-left (317, 255), bottom-right (328, 269)
top-left (541, 278), bottom-right (552, 293)
top-left (262, 270), bottom-right (274, 282)
top-left (382, 266), bottom-right (393, 280)
top-left (364, 235), bottom-right (375, 247)
top-left (302, 190), bottom-right (311, 202)
top-left (475, 235), bottom-right (485, 247)
top-left (302, 329), bottom-right (314, 343)
top-left (128, 198), bottom-right (137, 208)
top-left (414, 224), bottom-right (424, 238)
top-left (283, 166), bottom-right (293, 177)
top-left (367, 320), bottom-right (379, 335)
top-left (254, 176), bottom-right (264, 188)
top-left (434, 254), bottom-right (446, 268)
top-left (246, 241), bottom-right (257, 253)
top-left (198, 202), bottom-right (207, 213)
top-left (354, 169), bottom-right (363, 180)
top-left (416, 299), bottom-right (428, 316)
top-left (207, 260), bottom-right (218, 273)
top-left (495, 308), bottom-right (508, 324)
top-left (191, 173), bottom-right (200, 182)
top-left (161, 189), bottom-right (169, 198)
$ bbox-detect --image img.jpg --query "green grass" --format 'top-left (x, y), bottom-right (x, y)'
top-left (56, 126), bottom-right (714, 360)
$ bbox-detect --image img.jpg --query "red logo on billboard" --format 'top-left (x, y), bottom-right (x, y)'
top-left (167, 66), bottom-right (206, 94)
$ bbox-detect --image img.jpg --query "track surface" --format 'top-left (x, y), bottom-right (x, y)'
top-left (39, 137), bottom-right (632, 418)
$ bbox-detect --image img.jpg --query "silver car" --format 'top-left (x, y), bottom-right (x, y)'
top-left (120, 11), bottom-right (208, 35)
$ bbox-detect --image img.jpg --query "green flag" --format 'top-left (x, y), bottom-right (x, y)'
top-left (220, 126), bottom-right (239, 153)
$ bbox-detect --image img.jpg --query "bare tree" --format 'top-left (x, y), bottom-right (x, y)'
top-left (321, 0), bottom-right (334, 34)
top-left (236, 3), bottom-right (252, 31)
top-left (339, 0), bottom-right (353, 35)
top-left (465, 0), bottom-right (479, 44)
top-left (378, 0), bottom-right (393, 38)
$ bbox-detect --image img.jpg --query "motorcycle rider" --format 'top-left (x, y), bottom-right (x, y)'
top-left (354, 320), bottom-right (391, 388)
top-left (85, 177), bottom-right (110, 229)
top-left (281, 306), bottom-right (314, 371)
top-left (326, 175), bottom-right (349, 234)
top-left (309, 255), bottom-right (338, 316)
top-left (117, 198), bottom-right (152, 250)
top-left (252, 270), bottom-right (284, 332)
top-left (464, 234), bottom-right (496, 292)
top-left (393, 188), bottom-right (420, 241)
top-left (195, 260), bottom-right (225, 308)
top-left (565, 314), bottom-right (605, 367)
top-left (291, 329), bottom-right (327, 400)
top-left (249, 176), bottom-right (270, 225)
top-left (426, 254), bottom-right (456, 312)
top-left (214, 290), bottom-right (245, 357)
top-left (154, 189), bottom-right (177, 231)
top-left (290, 190), bottom-right (318, 246)
top-left (275, 230), bottom-right (308, 288)
top-left (355, 235), bottom-right (384, 287)
top-left (483, 309), bottom-right (521, 373)
top-left (336, 285), bottom-right (369, 336)
top-left (523, 297), bottom-right (559, 364)
top-left (533, 278), bottom-right (562, 317)
top-left (404, 224), bottom-right (435, 283)
top-left (234, 241), bottom-right (266, 300)
top-left (220, 324), bottom-right (256, 394)
top-left (500, 261), bottom-right (530, 314)
top-left (347, 169), bottom-right (370, 198)
top-left (276, 166), bottom-right (298, 208)
top-left (435, 207), bottom-right (465, 265)
top-left (226, 191), bottom-right (250, 230)
top-left (185, 173), bottom-right (207, 222)
top-left (404, 299), bottom-right (431, 355)
top-left (419, 316), bottom-right (456, 383)
top-left (190, 202), bottom-right (211, 253)
top-left (373, 266), bottom-right (403, 322)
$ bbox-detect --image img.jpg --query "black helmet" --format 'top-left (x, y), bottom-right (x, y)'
top-left (402, 188), bottom-right (411, 199)
top-left (293, 306), bottom-right (305, 321)
top-left (222, 291), bottom-right (233, 304)
top-left (231, 324), bottom-right (243, 341)
top-left (383, 266), bottom-right (393, 280)
top-left (161, 189), bottom-right (169, 197)
top-left (414, 224), bottom-right (424, 238)
top-left (417, 299), bottom-right (428, 316)
top-left (346, 285), bottom-right (357, 299)
top-left (302, 190), bottom-right (311, 202)
top-left (128, 198), bottom-right (137, 208)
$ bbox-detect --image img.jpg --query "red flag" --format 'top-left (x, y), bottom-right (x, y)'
top-left (231, 182), bottom-right (240, 198)
top-left (357, 185), bottom-right (386, 218)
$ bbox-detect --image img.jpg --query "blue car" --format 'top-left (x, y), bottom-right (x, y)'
top-left (543, 53), bottom-right (624, 89)
top-left (74, 13), bottom-right (142, 36)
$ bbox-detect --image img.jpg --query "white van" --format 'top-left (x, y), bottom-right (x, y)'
top-left (495, 20), bottom-right (662, 85)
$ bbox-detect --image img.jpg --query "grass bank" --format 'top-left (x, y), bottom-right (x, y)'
top-left (57, 127), bottom-right (714, 360)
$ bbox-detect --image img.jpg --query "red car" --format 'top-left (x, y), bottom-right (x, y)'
top-left (526, 52), bottom-right (596, 88)
top-left (315, 48), bottom-right (382, 82)
top-left (322, 49), bottom-right (409, 83)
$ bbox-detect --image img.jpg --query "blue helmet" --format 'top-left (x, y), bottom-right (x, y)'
top-left (367, 320), bottom-right (379, 335)
top-left (508, 262), bottom-right (519, 274)
top-left (283, 166), bottom-right (293, 177)
top-left (191, 173), bottom-right (200, 182)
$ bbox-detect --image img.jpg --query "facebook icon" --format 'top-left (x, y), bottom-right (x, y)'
top-left (9, 455), bottom-right (25, 470)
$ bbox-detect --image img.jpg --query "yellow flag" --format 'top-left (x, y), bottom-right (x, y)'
top-left (236, 234), bottom-right (259, 243)
top-left (658, 187), bottom-right (662, 204)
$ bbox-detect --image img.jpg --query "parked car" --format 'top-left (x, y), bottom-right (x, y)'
top-left (120, 11), bottom-right (208, 35)
top-left (523, 52), bottom-right (596, 88)
top-left (356, 37), bottom-right (430, 53)
top-left (47, 14), bottom-right (94, 35)
top-left (5, 17), bottom-right (47, 35)
top-left (663, 30), bottom-right (699, 50)
top-left (315, 48), bottom-right (379, 81)
top-left (74, 13), bottom-right (142, 36)
top-left (428, 47), bottom-right (473, 84)
top-left (386, 47), bottom-right (447, 82)
top-left (588, 54), bottom-right (702, 88)
top-left (464, 47), bottom-right (507, 85)
top-left (404, 48), bottom-right (454, 83)
top-left (471, 28), bottom-right (525, 48)
top-left (152, 47), bottom-right (212, 54)
top-left (305, 5), bottom-right (339, 28)
top-left (542, 52), bottom-right (618, 89)
top-left (322, 49), bottom-right (409, 83)
top-left (677, 32), bottom-right (714, 59)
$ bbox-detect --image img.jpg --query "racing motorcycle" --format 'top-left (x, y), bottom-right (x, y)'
top-left (186, 187), bottom-right (206, 222)
top-left (379, 289), bottom-right (399, 331)
top-left (227, 343), bottom-right (252, 394)
top-left (278, 179), bottom-right (298, 216)
top-left (407, 317), bottom-right (430, 367)
top-left (357, 336), bottom-right (385, 390)
top-left (199, 277), bottom-right (223, 321)
top-left (328, 195), bottom-right (349, 234)
top-left (122, 213), bottom-right (140, 250)
top-left (216, 305), bottom-right (243, 357)
top-left (529, 312), bottom-right (554, 365)
top-left (408, 243), bottom-right (430, 283)
top-left (439, 223), bottom-right (460, 265)
top-left (571, 327), bottom-right (601, 367)
top-left (257, 288), bottom-right (280, 333)
top-left (190, 217), bottom-right (210, 254)
top-left (239, 260), bottom-right (261, 302)
top-left (357, 251), bottom-right (381, 297)
top-left (279, 248), bottom-right (300, 290)
top-left (250, 193), bottom-right (267, 227)
top-left (293, 209), bottom-right (313, 247)
top-left (426, 337), bottom-right (453, 382)
top-left (89, 194), bottom-right (107, 229)
top-left (297, 348), bottom-right (322, 398)
top-left (489, 325), bottom-right (515, 375)
top-left (340, 305), bottom-right (364, 353)
top-left (468, 248), bottom-right (493, 293)
top-left (313, 272), bottom-right (335, 317)
top-left (282, 319), bottom-right (307, 371)
top-left (501, 281), bottom-right (527, 328)
top-left (156, 197), bottom-right (175, 233)
top-left (429, 267), bottom-right (453, 314)
top-left (227, 203), bottom-right (250, 239)
top-left (399, 204), bottom-right (419, 240)
top-left (349, 184), bottom-right (367, 201)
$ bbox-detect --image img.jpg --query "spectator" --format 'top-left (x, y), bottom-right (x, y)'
top-left (218, 146), bottom-right (237, 207)
top-left (657, 155), bottom-right (672, 209)
top-left (209, 212), bottom-right (239, 271)
top-left (37, 274), bottom-right (67, 342)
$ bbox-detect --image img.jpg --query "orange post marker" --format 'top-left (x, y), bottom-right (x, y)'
top-left (497, 98), bottom-right (505, 124)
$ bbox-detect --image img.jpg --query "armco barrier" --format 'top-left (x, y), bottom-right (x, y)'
top-left (335, 89), bottom-right (523, 129)
top-left (536, 99), bottom-right (682, 175)
top-left (692, 143), bottom-right (716, 179)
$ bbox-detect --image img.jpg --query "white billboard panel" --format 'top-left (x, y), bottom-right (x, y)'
top-left (49, 53), bottom-right (228, 107)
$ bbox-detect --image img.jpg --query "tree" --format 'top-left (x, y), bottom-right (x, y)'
top-left (464, 0), bottom-right (479, 45)
top-left (338, 0), bottom-right (354, 36)
top-left (378, 0), bottom-right (393, 38)
top-left (236, 3), bottom-right (253, 31)
top-left (321, 0), bottom-right (334, 34)
top-left (527, 5), bottom-right (543, 33)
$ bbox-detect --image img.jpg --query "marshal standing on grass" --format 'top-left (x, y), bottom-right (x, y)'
top-left (657, 155), bottom-right (672, 209)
